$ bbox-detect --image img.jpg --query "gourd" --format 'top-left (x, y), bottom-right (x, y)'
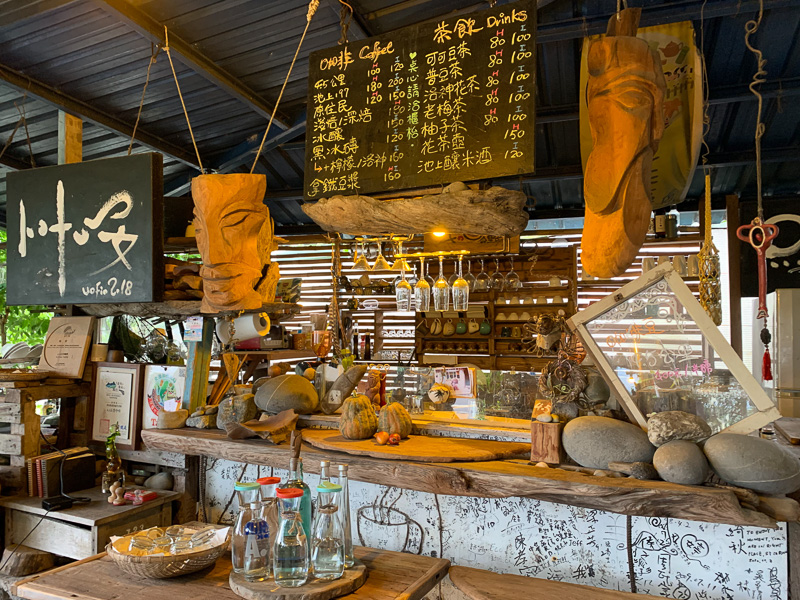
top-left (339, 394), bottom-right (378, 440)
top-left (378, 403), bottom-right (413, 439)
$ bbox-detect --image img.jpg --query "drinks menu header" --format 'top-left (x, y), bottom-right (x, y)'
top-left (304, 0), bottom-right (536, 199)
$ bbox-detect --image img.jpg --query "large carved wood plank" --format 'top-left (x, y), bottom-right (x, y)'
top-left (301, 186), bottom-right (529, 236)
top-left (141, 428), bottom-right (785, 528)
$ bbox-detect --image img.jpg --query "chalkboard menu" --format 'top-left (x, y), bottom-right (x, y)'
top-left (304, 0), bottom-right (536, 199)
top-left (6, 154), bottom-right (164, 305)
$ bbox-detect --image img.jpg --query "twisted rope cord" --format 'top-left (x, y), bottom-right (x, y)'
top-left (744, 0), bottom-right (767, 221)
top-left (338, 0), bottom-right (353, 45)
top-left (250, 0), bottom-right (320, 173)
top-left (17, 98), bottom-right (35, 167)
top-left (128, 44), bottom-right (161, 156)
top-left (164, 26), bottom-right (204, 173)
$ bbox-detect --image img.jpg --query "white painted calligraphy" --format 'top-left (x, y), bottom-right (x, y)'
top-left (49, 181), bottom-right (73, 296)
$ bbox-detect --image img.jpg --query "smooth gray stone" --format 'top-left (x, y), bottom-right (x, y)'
top-left (216, 394), bottom-right (257, 429)
top-left (145, 472), bottom-right (174, 490)
top-left (156, 409), bottom-right (188, 429)
top-left (703, 433), bottom-right (800, 494)
top-left (607, 461), bottom-right (659, 480)
top-left (255, 374), bottom-right (319, 415)
top-left (647, 411), bottom-right (712, 447)
top-left (562, 416), bottom-right (655, 470)
top-left (186, 414), bottom-right (217, 429)
top-left (654, 440), bottom-right (709, 485)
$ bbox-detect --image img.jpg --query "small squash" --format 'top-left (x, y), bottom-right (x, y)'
top-left (378, 402), bottom-right (413, 439)
top-left (339, 394), bottom-right (378, 440)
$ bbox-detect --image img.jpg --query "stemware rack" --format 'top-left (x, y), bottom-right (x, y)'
top-left (413, 246), bottom-right (578, 372)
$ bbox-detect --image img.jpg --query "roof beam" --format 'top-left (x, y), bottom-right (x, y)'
top-left (0, 0), bottom-right (81, 28)
top-left (96, 0), bottom-right (290, 130)
top-left (0, 151), bottom-right (33, 171)
top-left (0, 62), bottom-right (201, 168)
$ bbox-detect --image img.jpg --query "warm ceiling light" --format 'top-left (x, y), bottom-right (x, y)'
top-left (432, 230), bottom-right (447, 237)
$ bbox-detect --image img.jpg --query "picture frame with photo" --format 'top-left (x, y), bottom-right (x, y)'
top-left (434, 366), bottom-right (477, 399)
top-left (90, 362), bottom-right (144, 450)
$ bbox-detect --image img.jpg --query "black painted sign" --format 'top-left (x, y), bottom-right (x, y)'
top-left (304, 0), bottom-right (536, 199)
top-left (6, 154), bottom-right (164, 305)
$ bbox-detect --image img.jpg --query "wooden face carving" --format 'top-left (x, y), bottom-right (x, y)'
top-left (192, 174), bottom-right (270, 312)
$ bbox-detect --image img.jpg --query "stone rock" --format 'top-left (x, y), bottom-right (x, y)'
top-left (647, 411), bottom-right (712, 447)
top-left (186, 414), bottom-right (217, 429)
top-left (607, 461), bottom-right (659, 480)
top-left (582, 369), bottom-right (610, 406)
top-left (255, 374), bottom-right (319, 415)
top-left (191, 409), bottom-right (203, 418)
top-left (593, 470), bottom-right (607, 477)
top-left (536, 414), bottom-right (553, 423)
top-left (322, 365), bottom-right (367, 415)
top-left (144, 472), bottom-right (174, 490)
top-left (703, 433), bottom-right (800, 495)
top-left (156, 409), bottom-right (188, 429)
top-left (562, 416), bottom-right (655, 470)
top-left (204, 405), bottom-right (218, 415)
top-left (654, 440), bottom-right (709, 485)
top-left (534, 462), bottom-right (550, 468)
top-left (217, 393), bottom-right (257, 430)
top-left (552, 400), bottom-right (579, 422)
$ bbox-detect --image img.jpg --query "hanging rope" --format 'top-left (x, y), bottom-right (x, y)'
top-left (744, 0), bottom-right (767, 221)
top-left (338, 0), bottom-right (353, 45)
top-left (0, 113), bottom-right (24, 164)
top-left (250, 0), bottom-right (320, 173)
top-left (16, 97), bottom-right (36, 168)
top-left (128, 44), bottom-right (161, 155)
top-left (164, 26), bottom-right (204, 173)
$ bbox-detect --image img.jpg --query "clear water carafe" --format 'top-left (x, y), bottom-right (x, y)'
top-left (273, 488), bottom-right (309, 588)
top-left (282, 457), bottom-right (312, 541)
top-left (256, 476), bottom-right (281, 578)
top-left (243, 502), bottom-right (270, 582)
top-left (311, 482), bottom-right (344, 581)
top-left (337, 464), bottom-right (354, 568)
top-left (232, 481), bottom-right (261, 573)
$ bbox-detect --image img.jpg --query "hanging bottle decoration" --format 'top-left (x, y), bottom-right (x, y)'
top-left (697, 171), bottom-right (722, 326)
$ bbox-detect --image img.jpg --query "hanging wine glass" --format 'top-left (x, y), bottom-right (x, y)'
top-left (407, 264), bottom-right (419, 288)
top-left (489, 258), bottom-right (505, 291)
top-left (452, 255), bottom-right (469, 311)
top-left (474, 259), bottom-right (490, 292)
top-left (414, 257), bottom-right (431, 312)
top-left (464, 259), bottom-right (476, 291)
top-left (372, 241), bottom-right (392, 271)
top-left (448, 257), bottom-right (460, 287)
top-left (353, 240), bottom-right (370, 271)
top-left (391, 240), bottom-right (410, 271)
top-left (505, 257), bottom-right (521, 291)
top-left (432, 255), bottom-right (450, 311)
top-left (395, 266), bottom-right (412, 312)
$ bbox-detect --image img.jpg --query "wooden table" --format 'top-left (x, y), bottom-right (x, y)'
top-left (13, 547), bottom-right (450, 600)
top-left (0, 487), bottom-right (179, 560)
top-left (449, 566), bottom-right (663, 600)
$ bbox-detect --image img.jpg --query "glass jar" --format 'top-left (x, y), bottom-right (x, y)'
top-left (243, 501), bottom-right (270, 582)
top-left (311, 482), bottom-right (344, 581)
top-left (273, 487), bottom-right (309, 588)
top-left (232, 481), bottom-right (261, 573)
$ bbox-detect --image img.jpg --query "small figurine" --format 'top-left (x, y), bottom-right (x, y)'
top-left (108, 481), bottom-right (126, 505)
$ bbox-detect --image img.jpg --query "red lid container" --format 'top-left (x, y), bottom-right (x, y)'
top-left (276, 487), bottom-right (304, 499)
top-left (257, 477), bottom-right (281, 485)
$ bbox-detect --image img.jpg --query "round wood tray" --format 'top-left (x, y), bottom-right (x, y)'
top-left (301, 429), bottom-right (530, 462)
top-left (229, 561), bottom-right (367, 600)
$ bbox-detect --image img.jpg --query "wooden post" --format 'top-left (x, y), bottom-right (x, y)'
top-left (57, 111), bottom-right (82, 165)
top-left (726, 194), bottom-right (742, 356)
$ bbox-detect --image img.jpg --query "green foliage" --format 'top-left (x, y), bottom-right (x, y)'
top-left (0, 230), bottom-right (53, 346)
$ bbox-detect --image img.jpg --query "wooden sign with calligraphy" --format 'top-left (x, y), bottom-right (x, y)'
top-left (6, 154), bottom-right (163, 305)
top-left (305, 0), bottom-right (535, 199)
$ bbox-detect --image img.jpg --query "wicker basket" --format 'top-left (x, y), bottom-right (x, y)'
top-left (105, 535), bottom-right (230, 579)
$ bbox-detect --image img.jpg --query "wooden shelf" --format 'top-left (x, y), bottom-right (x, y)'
top-left (141, 428), bottom-right (791, 528)
top-left (76, 301), bottom-right (301, 320)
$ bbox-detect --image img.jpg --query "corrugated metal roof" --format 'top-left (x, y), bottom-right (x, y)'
top-left (0, 0), bottom-right (798, 228)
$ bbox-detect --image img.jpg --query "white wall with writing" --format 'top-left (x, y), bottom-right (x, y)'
top-left (205, 459), bottom-right (788, 600)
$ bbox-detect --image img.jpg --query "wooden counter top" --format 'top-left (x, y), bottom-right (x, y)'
top-left (141, 428), bottom-right (799, 529)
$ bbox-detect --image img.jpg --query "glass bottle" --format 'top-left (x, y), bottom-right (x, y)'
top-left (282, 458), bottom-right (312, 541)
top-left (319, 460), bottom-right (331, 486)
top-left (474, 259), bottom-right (490, 292)
top-left (337, 464), bottom-right (354, 568)
top-left (273, 487), bottom-right (309, 588)
top-left (311, 482), bottom-right (344, 581)
top-left (243, 501), bottom-right (270, 582)
top-left (232, 481), bottom-right (261, 573)
top-left (257, 476), bottom-right (281, 578)
top-left (414, 257), bottom-right (431, 312)
top-left (433, 255), bottom-right (450, 311)
top-left (452, 255), bottom-right (469, 311)
top-left (395, 266), bottom-right (412, 312)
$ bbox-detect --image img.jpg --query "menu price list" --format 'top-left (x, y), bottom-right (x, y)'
top-left (304, 0), bottom-right (536, 199)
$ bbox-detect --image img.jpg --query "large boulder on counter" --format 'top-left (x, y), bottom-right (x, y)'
top-left (562, 416), bottom-right (655, 470)
top-left (255, 374), bottom-right (319, 415)
top-left (703, 433), bottom-right (800, 495)
top-left (647, 411), bottom-right (711, 447)
top-left (653, 440), bottom-right (709, 485)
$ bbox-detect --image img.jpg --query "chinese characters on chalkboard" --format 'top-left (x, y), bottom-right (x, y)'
top-left (7, 154), bottom-right (163, 305)
top-left (305, 0), bottom-right (535, 199)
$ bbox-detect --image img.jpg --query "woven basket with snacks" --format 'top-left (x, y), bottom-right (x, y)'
top-left (106, 524), bottom-right (230, 579)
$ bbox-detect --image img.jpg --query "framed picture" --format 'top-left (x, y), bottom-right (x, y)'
top-left (567, 263), bottom-right (781, 434)
top-left (142, 365), bottom-right (187, 430)
top-left (434, 366), bottom-right (477, 399)
top-left (39, 316), bottom-right (95, 378)
top-left (91, 362), bottom-right (144, 450)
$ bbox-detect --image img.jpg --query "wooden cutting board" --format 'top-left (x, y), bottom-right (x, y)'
top-left (775, 417), bottom-right (800, 444)
top-left (301, 429), bottom-right (530, 462)
top-left (229, 560), bottom-right (367, 600)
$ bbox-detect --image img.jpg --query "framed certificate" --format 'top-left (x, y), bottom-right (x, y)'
top-left (90, 362), bottom-right (144, 450)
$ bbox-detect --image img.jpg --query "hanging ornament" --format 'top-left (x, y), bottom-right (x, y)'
top-left (697, 171), bottom-right (722, 325)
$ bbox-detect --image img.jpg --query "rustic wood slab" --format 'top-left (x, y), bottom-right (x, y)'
top-left (229, 560), bottom-right (367, 600)
top-left (301, 430), bottom-right (530, 463)
top-left (75, 301), bottom-right (300, 320)
top-left (14, 547), bottom-right (448, 600)
top-left (449, 565), bottom-right (663, 600)
top-left (140, 428), bottom-right (789, 528)
top-left (776, 418), bottom-right (800, 445)
top-left (0, 370), bottom-right (51, 382)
